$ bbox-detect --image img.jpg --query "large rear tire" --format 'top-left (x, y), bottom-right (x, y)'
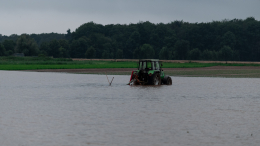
top-left (152, 73), bottom-right (161, 85)
top-left (166, 77), bottom-right (172, 85)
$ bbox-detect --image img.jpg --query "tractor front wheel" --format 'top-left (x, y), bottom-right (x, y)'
top-left (152, 73), bottom-right (161, 85)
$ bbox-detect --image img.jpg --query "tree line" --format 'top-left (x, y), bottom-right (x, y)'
top-left (0, 17), bottom-right (260, 61)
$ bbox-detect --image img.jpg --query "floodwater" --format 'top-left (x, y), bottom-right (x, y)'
top-left (0, 71), bottom-right (260, 146)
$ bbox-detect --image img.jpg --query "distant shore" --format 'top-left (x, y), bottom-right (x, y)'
top-left (72, 58), bottom-right (260, 65)
top-left (28, 66), bottom-right (260, 78)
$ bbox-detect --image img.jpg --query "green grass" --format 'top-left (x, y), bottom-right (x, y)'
top-left (1, 56), bottom-right (260, 70)
top-left (0, 57), bottom-right (138, 70)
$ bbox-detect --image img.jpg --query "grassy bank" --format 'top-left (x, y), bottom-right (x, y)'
top-left (1, 57), bottom-right (260, 78)
top-left (1, 56), bottom-right (260, 70)
top-left (0, 56), bottom-right (216, 70)
top-left (0, 57), bottom-right (136, 70)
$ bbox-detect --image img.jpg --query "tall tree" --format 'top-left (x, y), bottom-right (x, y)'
top-left (0, 43), bottom-right (6, 56)
top-left (3, 40), bottom-right (15, 55)
top-left (125, 31), bottom-right (141, 58)
top-left (49, 39), bottom-right (61, 58)
top-left (85, 46), bottom-right (96, 59)
top-left (65, 29), bottom-right (72, 40)
top-left (221, 31), bottom-right (236, 49)
top-left (159, 47), bottom-right (171, 60)
top-left (174, 40), bottom-right (190, 60)
top-left (58, 39), bottom-right (70, 57)
top-left (39, 42), bottom-right (50, 56)
top-left (15, 34), bottom-right (39, 56)
top-left (219, 46), bottom-right (233, 61)
top-left (140, 44), bottom-right (155, 59)
top-left (116, 49), bottom-right (123, 59)
top-left (202, 50), bottom-right (218, 60)
top-left (188, 48), bottom-right (201, 60)
top-left (73, 22), bottom-right (103, 39)
top-left (70, 37), bottom-right (89, 58)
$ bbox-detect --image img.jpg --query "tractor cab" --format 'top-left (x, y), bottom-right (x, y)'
top-left (138, 59), bottom-right (161, 72)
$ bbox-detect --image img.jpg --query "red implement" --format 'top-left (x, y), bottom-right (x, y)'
top-left (129, 71), bottom-right (134, 82)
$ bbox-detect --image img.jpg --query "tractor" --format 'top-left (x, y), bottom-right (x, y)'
top-left (128, 59), bottom-right (172, 85)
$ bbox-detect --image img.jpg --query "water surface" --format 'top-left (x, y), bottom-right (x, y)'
top-left (0, 71), bottom-right (260, 146)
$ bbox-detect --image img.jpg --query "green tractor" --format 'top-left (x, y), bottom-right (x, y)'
top-left (128, 59), bottom-right (172, 85)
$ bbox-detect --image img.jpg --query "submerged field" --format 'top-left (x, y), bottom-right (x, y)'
top-left (164, 67), bottom-right (260, 78)
top-left (1, 56), bottom-right (260, 78)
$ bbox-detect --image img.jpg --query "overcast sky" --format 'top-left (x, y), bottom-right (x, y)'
top-left (0, 0), bottom-right (259, 36)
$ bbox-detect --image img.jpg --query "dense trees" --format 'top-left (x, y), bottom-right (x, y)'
top-left (2, 40), bottom-right (15, 55)
top-left (135, 44), bottom-right (155, 59)
top-left (15, 34), bottom-right (39, 56)
top-left (0, 43), bottom-right (6, 56)
top-left (159, 47), bottom-right (172, 60)
top-left (85, 46), bottom-right (96, 59)
top-left (0, 17), bottom-right (260, 61)
top-left (116, 49), bottom-right (123, 59)
top-left (219, 46), bottom-right (233, 61)
top-left (189, 48), bottom-right (201, 60)
top-left (174, 40), bottom-right (190, 60)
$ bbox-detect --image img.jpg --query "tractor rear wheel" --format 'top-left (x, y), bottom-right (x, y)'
top-left (152, 73), bottom-right (161, 85)
top-left (166, 77), bottom-right (172, 85)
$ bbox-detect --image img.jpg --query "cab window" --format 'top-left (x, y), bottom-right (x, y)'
top-left (155, 62), bottom-right (160, 70)
top-left (151, 62), bottom-right (155, 70)
top-left (139, 61), bottom-right (147, 70)
top-left (147, 62), bottom-right (151, 69)
top-left (139, 62), bottom-right (143, 70)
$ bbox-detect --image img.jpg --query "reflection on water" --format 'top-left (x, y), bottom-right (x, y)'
top-left (0, 71), bottom-right (260, 146)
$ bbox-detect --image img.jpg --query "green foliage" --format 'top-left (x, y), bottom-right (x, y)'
top-left (3, 40), bottom-right (15, 53)
top-left (73, 22), bottom-right (103, 39)
top-left (15, 34), bottom-right (39, 56)
top-left (70, 38), bottom-right (86, 58)
top-left (219, 46), bottom-right (233, 61)
top-left (0, 43), bottom-right (6, 56)
top-left (1, 17), bottom-right (260, 61)
top-left (39, 42), bottom-right (50, 56)
top-left (138, 44), bottom-right (155, 59)
top-left (202, 50), bottom-right (218, 60)
top-left (48, 39), bottom-right (61, 58)
top-left (44, 39), bottom-right (70, 58)
top-left (126, 31), bottom-right (140, 55)
top-left (116, 49), bottom-right (123, 59)
top-left (188, 48), bottom-right (201, 60)
top-left (159, 47), bottom-right (172, 60)
top-left (6, 50), bottom-right (14, 56)
top-left (221, 31), bottom-right (236, 49)
top-left (85, 46), bottom-right (96, 59)
top-left (102, 51), bottom-right (111, 59)
top-left (30, 33), bottom-right (65, 45)
top-left (58, 47), bottom-right (66, 58)
top-left (65, 29), bottom-right (72, 40)
top-left (174, 40), bottom-right (190, 60)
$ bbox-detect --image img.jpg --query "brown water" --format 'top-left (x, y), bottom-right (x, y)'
top-left (0, 71), bottom-right (260, 146)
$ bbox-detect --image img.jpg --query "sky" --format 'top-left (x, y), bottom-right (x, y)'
top-left (0, 0), bottom-right (259, 36)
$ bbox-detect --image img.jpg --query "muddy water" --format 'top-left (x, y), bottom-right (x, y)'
top-left (0, 71), bottom-right (260, 146)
